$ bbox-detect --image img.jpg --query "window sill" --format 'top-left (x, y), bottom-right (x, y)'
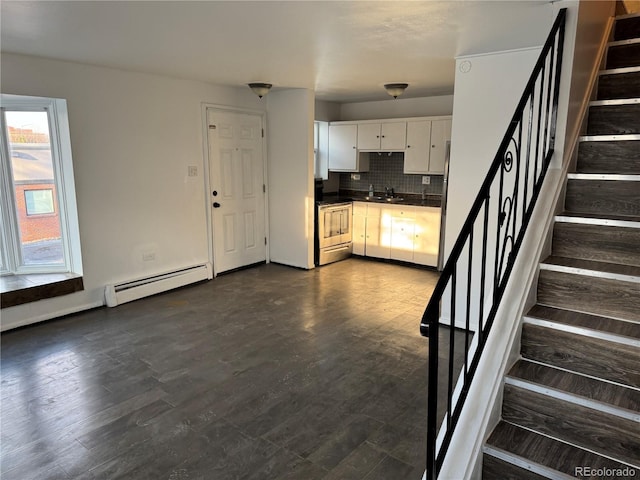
top-left (0, 273), bottom-right (84, 308)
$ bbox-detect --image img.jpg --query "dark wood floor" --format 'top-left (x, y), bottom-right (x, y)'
top-left (1, 258), bottom-right (464, 480)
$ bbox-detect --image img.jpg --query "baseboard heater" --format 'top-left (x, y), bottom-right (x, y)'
top-left (104, 263), bottom-right (212, 307)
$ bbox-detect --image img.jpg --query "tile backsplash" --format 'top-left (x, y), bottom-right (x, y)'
top-left (338, 152), bottom-right (443, 195)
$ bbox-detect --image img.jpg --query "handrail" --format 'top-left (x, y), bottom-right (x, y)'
top-left (420, 8), bottom-right (566, 479)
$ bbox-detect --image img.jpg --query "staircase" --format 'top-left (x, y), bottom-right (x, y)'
top-left (483, 13), bottom-right (640, 479)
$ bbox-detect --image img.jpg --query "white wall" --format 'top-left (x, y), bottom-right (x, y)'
top-left (339, 94), bottom-right (454, 121)
top-left (266, 89), bottom-right (315, 269)
top-left (445, 47), bottom-right (541, 329)
top-left (1, 53), bottom-right (265, 330)
top-left (315, 100), bottom-right (340, 122)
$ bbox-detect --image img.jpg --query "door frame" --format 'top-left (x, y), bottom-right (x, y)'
top-left (201, 103), bottom-right (269, 277)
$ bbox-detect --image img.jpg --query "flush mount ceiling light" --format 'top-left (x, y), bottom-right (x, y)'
top-left (248, 83), bottom-right (272, 99)
top-left (384, 83), bottom-right (409, 99)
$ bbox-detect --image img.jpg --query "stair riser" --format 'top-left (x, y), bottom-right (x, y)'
top-left (607, 43), bottom-right (640, 69)
top-left (587, 104), bottom-right (640, 135)
top-left (597, 71), bottom-right (640, 100)
top-left (577, 140), bottom-right (640, 174)
top-left (615, 16), bottom-right (640, 41)
top-left (521, 323), bottom-right (640, 387)
top-left (483, 454), bottom-right (547, 480)
top-left (537, 269), bottom-right (640, 322)
top-left (553, 223), bottom-right (640, 267)
top-left (565, 179), bottom-right (640, 217)
top-left (502, 385), bottom-right (640, 467)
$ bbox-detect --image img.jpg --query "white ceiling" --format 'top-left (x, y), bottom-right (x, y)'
top-left (1, 1), bottom-right (555, 103)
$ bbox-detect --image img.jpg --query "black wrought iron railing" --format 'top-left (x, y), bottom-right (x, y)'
top-left (420, 8), bottom-right (566, 479)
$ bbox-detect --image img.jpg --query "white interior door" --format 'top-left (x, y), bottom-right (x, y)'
top-left (207, 109), bottom-right (266, 275)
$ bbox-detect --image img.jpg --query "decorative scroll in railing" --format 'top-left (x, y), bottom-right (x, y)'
top-left (419, 8), bottom-right (566, 479)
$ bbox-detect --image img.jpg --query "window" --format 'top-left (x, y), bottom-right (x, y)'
top-left (0, 94), bottom-right (83, 276)
top-left (25, 189), bottom-right (55, 216)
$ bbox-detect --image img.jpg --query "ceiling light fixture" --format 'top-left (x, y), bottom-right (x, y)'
top-left (248, 82), bottom-right (272, 99)
top-left (384, 83), bottom-right (409, 99)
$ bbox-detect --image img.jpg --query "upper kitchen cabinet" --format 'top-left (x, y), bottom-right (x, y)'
top-left (328, 124), bottom-right (370, 172)
top-left (357, 122), bottom-right (406, 151)
top-left (328, 116), bottom-right (451, 173)
top-left (404, 118), bottom-right (452, 174)
top-left (429, 119), bottom-right (452, 174)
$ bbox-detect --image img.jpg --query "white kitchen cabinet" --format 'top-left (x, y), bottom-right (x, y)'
top-left (390, 206), bottom-right (416, 262)
top-left (429, 119), bottom-right (452, 174)
top-left (352, 202), bottom-right (367, 255)
top-left (357, 122), bottom-right (406, 151)
top-left (363, 204), bottom-right (391, 259)
top-left (354, 202), bottom-right (441, 266)
top-left (413, 207), bottom-right (441, 267)
top-left (328, 124), bottom-right (369, 172)
top-left (403, 118), bottom-right (452, 174)
top-left (404, 120), bottom-right (432, 174)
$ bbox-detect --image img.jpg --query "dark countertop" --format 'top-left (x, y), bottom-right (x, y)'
top-left (319, 191), bottom-right (442, 208)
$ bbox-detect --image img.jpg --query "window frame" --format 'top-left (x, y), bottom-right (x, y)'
top-left (0, 94), bottom-right (83, 277)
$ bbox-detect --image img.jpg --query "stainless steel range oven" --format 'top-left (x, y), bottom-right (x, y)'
top-left (316, 202), bottom-right (353, 265)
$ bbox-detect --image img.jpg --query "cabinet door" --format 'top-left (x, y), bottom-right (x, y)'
top-left (428, 119), bottom-right (452, 174)
top-left (357, 123), bottom-right (381, 150)
top-left (414, 207), bottom-right (441, 266)
top-left (389, 206), bottom-right (415, 262)
top-left (404, 120), bottom-right (432, 174)
top-left (381, 122), bottom-right (407, 150)
top-left (365, 204), bottom-right (391, 259)
top-left (329, 124), bottom-right (358, 171)
top-left (352, 202), bottom-right (367, 255)
top-left (390, 216), bottom-right (415, 262)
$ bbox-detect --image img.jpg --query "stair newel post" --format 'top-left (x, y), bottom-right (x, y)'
top-left (424, 303), bottom-right (440, 480)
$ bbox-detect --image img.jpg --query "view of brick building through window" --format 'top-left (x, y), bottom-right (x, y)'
top-left (7, 117), bottom-right (64, 266)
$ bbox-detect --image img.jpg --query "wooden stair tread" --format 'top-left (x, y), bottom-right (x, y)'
top-left (502, 384), bottom-right (640, 466)
top-left (508, 359), bottom-right (640, 413)
top-left (542, 255), bottom-right (640, 279)
top-left (527, 304), bottom-right (640, 338)
top-left (484, 421), bottom-right (634, 477)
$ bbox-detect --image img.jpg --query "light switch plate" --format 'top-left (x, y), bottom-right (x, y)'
top-left (422, 176), bottom-right (431, 185)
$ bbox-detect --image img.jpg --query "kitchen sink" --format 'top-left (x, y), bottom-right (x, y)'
top-left (365, 196), bottom-right (405, 203)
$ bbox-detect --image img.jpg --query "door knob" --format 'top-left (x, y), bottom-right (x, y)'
top-left (213, 202), bottom-right (221, 208)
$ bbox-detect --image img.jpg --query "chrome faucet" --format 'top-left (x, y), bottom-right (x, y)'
top-left (385, 187), bottom-right (395, 198)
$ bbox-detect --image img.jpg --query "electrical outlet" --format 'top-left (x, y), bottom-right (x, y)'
top-left (142, 252), bottom-right (156, 262)
top-left (188, 166), bottom-right (198, 177)
top-left (351, 173), bottom-right (361, 180)
top-left (422, 176), bottom-right (431, 185)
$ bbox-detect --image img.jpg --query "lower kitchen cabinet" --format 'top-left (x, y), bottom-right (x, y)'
top-left (352, 202), bottom-right (367, 255)
top-left (390, 208), bottom-right (415, 263)
top-left (363, 204), bottom-right (392, 259)
top-left (413, 207), bottom-right (441, 266)
top-left (352, 202), bottom-right (441, 267)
